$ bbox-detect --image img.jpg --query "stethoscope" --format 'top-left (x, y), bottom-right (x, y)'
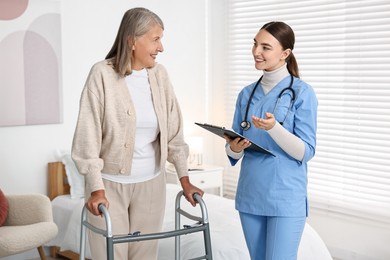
top-left (240, 74), bottom-right (296, 130)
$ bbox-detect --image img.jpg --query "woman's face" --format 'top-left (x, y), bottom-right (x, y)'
top-left (131, 24), bottom-right (164, 70)
top-left (252, 29), bottom-right (290, 72)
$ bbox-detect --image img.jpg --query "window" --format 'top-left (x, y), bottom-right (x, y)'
top-left (224, 0), bottom-right (390, 223)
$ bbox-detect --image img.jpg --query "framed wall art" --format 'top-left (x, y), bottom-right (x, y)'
top-left (0, 0), bottom-right (62, 126)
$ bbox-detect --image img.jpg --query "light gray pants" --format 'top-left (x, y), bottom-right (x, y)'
top-left (87, 172), bottom-right (166, 260)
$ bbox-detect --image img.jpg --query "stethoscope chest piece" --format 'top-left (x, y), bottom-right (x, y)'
top-left (241, 74), bottom-right (295, 130)
top-left (240, 121), bottom-right (251, 131)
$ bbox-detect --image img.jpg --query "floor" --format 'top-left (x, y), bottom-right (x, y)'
top-left (29, 258), bottom-right (60, 260)
top-left (4, 254), bottom-right (67, 260)
top-left (28, 254), bottom-right (69, 260)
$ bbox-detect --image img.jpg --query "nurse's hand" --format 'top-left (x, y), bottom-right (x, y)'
top-left (223, 135), bottom-right (251, 153)
top-left (252, 112), bottom-right (276, 131)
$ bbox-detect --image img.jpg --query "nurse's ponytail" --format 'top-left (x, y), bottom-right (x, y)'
top-left (261, 21), bottom-right (300, 78)
top-left (287, 52), bottom-right (299, 78)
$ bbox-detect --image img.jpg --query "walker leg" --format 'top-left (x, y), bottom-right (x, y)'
top-left (80, 206), bottom-right (87, 260)
top-left (203, 225), bottom-right (213, 259)
top-left (107, 237), bottom-right (114, 260)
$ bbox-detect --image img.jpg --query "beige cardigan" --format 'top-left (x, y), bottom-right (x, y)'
top-left (72, 60), bottom-right (189, 192)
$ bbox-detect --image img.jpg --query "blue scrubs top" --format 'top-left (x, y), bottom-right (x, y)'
top-left (228, 75), bottom-right (318, 217)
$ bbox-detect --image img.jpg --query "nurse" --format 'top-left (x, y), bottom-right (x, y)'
top-left (225, 21), bottom-right (318, 260)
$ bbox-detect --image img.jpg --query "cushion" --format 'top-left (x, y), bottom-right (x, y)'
top-left (61, 154), bottom-right (85, 199)
top-left (0, 189), bottom-right (8, 226)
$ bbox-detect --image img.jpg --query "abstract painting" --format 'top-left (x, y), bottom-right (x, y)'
top-left (0, 0), bottom-right (62, 126)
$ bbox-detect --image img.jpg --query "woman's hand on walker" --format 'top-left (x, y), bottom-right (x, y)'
top-left (86, 189), bottom-right (109, 217)
top-left (180, 176), bottom-right (204, 207)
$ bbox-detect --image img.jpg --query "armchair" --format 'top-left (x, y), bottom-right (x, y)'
top-left (0, 193), bottom-right (58, 260)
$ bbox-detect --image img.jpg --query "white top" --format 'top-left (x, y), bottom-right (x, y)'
top-left (261, 63), bottom-right (290, 94)
top-left (102, 68), bottom-right (160, 183)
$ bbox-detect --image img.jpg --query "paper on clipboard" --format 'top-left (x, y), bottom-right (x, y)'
top-left (195, 122), bottom-right (275, 156)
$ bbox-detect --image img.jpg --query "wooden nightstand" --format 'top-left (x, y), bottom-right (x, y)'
top-left (166, 164), bottom-right (224, 196)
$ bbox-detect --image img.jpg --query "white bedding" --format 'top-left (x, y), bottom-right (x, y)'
top-left (48, 184), bottom-right (332, 260)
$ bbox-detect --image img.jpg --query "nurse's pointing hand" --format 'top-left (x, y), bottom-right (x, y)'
top-left (252, 112), bottom-right (276, 130)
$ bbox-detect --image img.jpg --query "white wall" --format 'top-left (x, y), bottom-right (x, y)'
top-left (0, 0), bottom-right (211, 259)
top-left (2, 1), bottom-right (389, 260)
top-left (0, 0), bottom-right (211, 196)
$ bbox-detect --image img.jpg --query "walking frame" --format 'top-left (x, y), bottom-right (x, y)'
top-left (79, 191), bottom-right (213, 260)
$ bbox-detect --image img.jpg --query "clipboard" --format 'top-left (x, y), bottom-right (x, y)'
top-left (195, 122), bottom-right (275, 156)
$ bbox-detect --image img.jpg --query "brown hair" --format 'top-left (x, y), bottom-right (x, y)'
top-left (261, 21), bottom-right (299, 78)
top-left (105, 7), bottom-right (164, 76)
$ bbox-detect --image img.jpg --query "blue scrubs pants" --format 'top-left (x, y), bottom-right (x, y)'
top-left (239, 212), bottom-right (306, 260)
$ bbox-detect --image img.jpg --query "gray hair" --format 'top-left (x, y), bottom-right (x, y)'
top-left (106, 7), bottom-right (164, 76)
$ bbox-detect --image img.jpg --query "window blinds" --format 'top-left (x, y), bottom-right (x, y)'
top-left (225, 0), bottom-right (390, 223)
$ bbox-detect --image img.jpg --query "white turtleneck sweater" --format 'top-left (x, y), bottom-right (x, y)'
top-left (226, 63), bottom-right (305, 161)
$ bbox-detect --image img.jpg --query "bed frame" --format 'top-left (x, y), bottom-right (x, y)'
top-left (48, 162), bottom-right (87, 260)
